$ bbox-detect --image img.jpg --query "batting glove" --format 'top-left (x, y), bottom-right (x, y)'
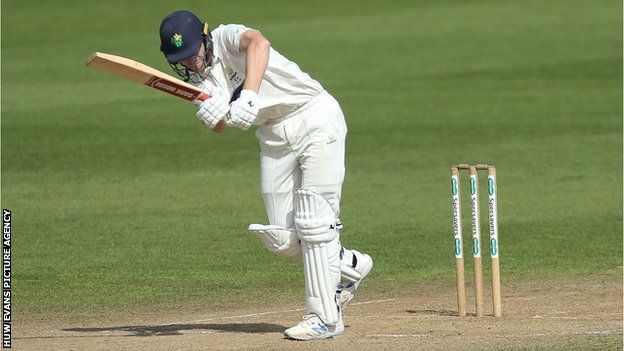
top-left (228, 90), bottom-right (259, 131)
top-left (195, 90), bottom-right (230, 129)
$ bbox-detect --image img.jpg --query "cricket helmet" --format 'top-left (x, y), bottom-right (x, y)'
top-left (159, 10), bottom-right (213, 63)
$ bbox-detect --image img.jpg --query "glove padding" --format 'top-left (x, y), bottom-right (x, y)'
top-left (228, 89), bottom-right (259, 131)
top-left (195, 90), bottom-right (230, 129)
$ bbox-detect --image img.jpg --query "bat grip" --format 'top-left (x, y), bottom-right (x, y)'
top-left (197, 93), bottom-right (226, 133)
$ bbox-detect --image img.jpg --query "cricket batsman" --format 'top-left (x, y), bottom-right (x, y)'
top-left (159, 10), bottom-right (373, 340)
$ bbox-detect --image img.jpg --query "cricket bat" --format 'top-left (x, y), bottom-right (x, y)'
top-left (85, 52), bottom-right (225, 132)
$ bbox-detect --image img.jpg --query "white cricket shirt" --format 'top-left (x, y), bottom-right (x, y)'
top-left (195, 24), bottom-right (324, 123)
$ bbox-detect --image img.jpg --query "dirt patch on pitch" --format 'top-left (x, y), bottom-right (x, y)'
top-left (14, 275), bottom-right (622, 351)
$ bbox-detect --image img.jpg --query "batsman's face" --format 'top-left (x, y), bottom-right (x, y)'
top-left (180, 43), bottom-right (210, 72)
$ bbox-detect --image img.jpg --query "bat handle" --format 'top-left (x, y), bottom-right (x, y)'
top-left (197, 93), bottom-right (226, 133)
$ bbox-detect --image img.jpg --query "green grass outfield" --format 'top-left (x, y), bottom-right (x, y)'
top-left (2, 0), bottom-right (621, 321)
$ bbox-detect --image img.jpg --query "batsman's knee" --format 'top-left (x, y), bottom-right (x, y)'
top-left (294, 189), bottom-right (339, 243)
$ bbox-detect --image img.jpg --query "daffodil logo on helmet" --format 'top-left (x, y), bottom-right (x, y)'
top-left (171, 34), bottom-right (183, 48)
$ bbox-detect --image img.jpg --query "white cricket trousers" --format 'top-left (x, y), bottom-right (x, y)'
top-left (255, 90), bottom-right (347, 228)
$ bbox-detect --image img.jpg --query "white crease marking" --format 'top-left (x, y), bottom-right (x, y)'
top-left (368, 329), bottom-right (623, 339)
top-left (496, 329), bottom-right (623, 338)
top-left (368, 333), bottom-right (430, 338)
top-left (531, 315), bottom-right (622, 320)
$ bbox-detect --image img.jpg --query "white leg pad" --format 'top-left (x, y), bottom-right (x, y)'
top-left (295, 189), bottom-right (341, 325)
top-left (248, 224), bottom-right (302, 260)
top-left (340, 247), bottom-right (362, 284)
top-left (301, 238), bottom-right (341, 325)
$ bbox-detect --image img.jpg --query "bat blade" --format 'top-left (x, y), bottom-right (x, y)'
top-left (86, 52), bottom-right (205, 102)
top-left (85, 52), bottom-right (225, 131)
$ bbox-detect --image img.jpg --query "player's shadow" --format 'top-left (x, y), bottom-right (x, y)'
top-left (63, 322), bottom-right (286, 336)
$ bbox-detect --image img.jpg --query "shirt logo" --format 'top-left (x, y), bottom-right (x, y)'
top-left (225, 66), bottom-right (243, 85)
top-left (327, 133), bottom-right (337, 144)
top-left (171, 34), bottom-right (183, 48)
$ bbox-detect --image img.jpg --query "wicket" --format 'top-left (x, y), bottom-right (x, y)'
top-left (450, 164), bottom-right (501, 317)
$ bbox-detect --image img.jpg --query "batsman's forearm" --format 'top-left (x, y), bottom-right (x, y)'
top-left (243, 38), bottom-right (270, 93)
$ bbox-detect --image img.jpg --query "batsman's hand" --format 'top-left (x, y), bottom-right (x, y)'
top-left (195, 90), bottom-right (230, 129)
top-left (228, 90), bottom-right (259, 131)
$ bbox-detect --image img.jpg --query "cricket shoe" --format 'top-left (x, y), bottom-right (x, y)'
top-left (283, 314), bottom-right (344, 341)
top-left (337, 249), bottom-right (373, 310)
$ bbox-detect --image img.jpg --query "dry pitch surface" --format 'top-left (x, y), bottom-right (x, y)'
top-left (16, 276), bottom-right (622, 350)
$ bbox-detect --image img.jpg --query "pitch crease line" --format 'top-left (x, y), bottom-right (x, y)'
top-left (531, 315), bottom-right (623, 320)
top-left (368, 333), bottom-right (430, 338)
top-left (496, 329), bottom-right (623, 338)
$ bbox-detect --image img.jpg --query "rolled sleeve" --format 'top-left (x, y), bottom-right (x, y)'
top-left (218, 24), bottom-right (257, 53)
